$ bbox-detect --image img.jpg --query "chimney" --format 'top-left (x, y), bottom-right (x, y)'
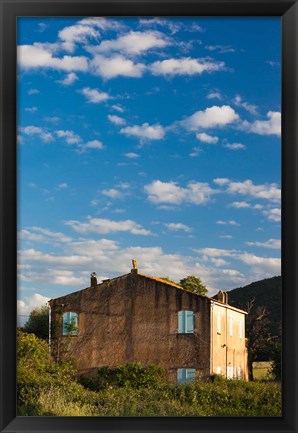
top-left (90, 272), bottom-right (98, 287)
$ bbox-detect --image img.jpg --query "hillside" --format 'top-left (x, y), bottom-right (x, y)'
top-left (228, 276), bottom-right (281, 337)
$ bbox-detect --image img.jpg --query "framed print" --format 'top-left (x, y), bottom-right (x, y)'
top-left (0, 0), bottom-right (297, 432)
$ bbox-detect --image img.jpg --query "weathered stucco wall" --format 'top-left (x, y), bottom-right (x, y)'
top-left (49, 272), bottom-right (211, 382)
top-left (210, 302), bottom-right (248, 380)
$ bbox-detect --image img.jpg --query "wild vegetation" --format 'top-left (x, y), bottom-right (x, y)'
top-left (228, 276), bottom-right (281, 380)
top-left (17, 330), bottom-right (281, 417)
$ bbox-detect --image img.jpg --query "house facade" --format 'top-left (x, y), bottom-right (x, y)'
top-left (49, 265), bottom-right (248, 383)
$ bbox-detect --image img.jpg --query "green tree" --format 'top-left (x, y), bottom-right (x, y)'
top-left (24, 305), bottom-right (49, 340)
top-left (245, 299), bottom-right (271, 381)
top-left (179, 275), bottom-right (208, 296)
top-left (268, 337), bottom-right (281, 381)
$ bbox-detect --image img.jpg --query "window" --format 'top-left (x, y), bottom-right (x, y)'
top-left (178, 310), bottom-right (194, 333)
top-left (177, 368), bottom-right (196, 384)
top-left (239, 319), bottom-right (243, 339)
top-left (217, 312), bottom-right (221, 334)
top-left (62, 311), bottom-right (78, 335)
top-left (229, 316), bottom-right (233, 336)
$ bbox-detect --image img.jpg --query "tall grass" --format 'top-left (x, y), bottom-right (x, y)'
top-left (18, 380), bottom-right (281, 417)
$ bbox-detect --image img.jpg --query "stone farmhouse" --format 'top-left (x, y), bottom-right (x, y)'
top-left (49, 262), bottom-right (248, 383)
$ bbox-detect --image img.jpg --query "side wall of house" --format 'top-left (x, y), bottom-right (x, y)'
top-left (210, 302), bottom-right (248, 380)
top-left (49, 273), bottom-right (211, 383)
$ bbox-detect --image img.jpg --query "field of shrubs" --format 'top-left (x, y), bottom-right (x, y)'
top-left (17, 330), bottom-right (282, 417)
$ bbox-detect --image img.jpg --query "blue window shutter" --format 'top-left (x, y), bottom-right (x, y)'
top-left (178, 311), bottom-right (184, 333)
top-left (177, 369), bottom-right (183, 384)
top-left (186, 369), bottom-right (196, 381)
top-left (186, 311), bottom-right (194, 333)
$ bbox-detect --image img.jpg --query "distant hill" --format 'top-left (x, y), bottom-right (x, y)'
top-left (228, 276), bottom-right (281, 337)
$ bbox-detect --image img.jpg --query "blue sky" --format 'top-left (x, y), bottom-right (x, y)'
top-left (17, 16), bottom-right (281, 322)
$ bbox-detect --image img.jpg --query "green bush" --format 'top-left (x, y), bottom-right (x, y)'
top-left (79, 362), bottom-right (167, 390)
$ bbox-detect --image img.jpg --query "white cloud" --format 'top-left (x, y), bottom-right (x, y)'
top-left (18, 44), bottom-right (88, 71)
top-left (189, 147), bottom-right (202, 157)
top-left (245, 239), bottom-right (281, 249)
top-left (77, 140), bottom-right (104, 152)
top-left (183, 105), bottom-right (239, 131)
top-left (196, 132), bottom-right (218, 144)
top-left (58, 183), bottom-right (68, 189)
top-left (238, 253), bottom-right (281, 276)
top-left (207, 91), bottom-right (222, 100)
top-left (17, 293), bottom-right (50, 325)
top-left (144, 180), bottom-right (217, 205)
top-left (267, 60), bottom-right (280, 67)
top-left (216, 220), bottom-right (240, 226)
top-left (79, 87), bottom-right (109, 103)
top-left (205, 45), bottom-right (235, 54)
top-left (102, 188), bottom-right (123, 199)
top-left (90, 55), bottom-right (146, 79)
top-left (55, 129), bottom-right (81, 144)
top-left (44, 116), bottom-right (60, 123)
top-left (195, 247), bottom-right (238, 257)
top-left (79, 17), bottom-right (124, 31)
top-left (58, 24), bottom-right (100, 52)
top-left (213, 178), bottom-right (230, 186)
top-left (150, 57), bottom-right (226, 76)
top-left (210, 257), bottom-right (230, 267)
top-left (19, 226), bottom-right (73, 244)
top-left (21, 125), bottom-right (54, 142)
top-left (164, 223), bottom-right (192, 232)
top-left (230, 201), bottom-right (251, 208)
top-left (233, 95), bottom-right (258, 115)
top-left (19, 229), bottom-right (45, 242)
top-left (120, 123), bottom-right (165, 140)
top-left (66, 217), bottom-right (151, 236)
top-left (25, 107), bottom-right (38, 113)
top-left (224, 142), bottom-right (246, 150)
top-left (124, 152), bottom-right (140, 159)
top-left (108, 114), bottom-right (126, 125)
top-left (27, 88), bottom-right (39, 95)
top-left (263, 207), bottom-right (281, 222)
top-left (111, 104), bottom-right (125, 113)
top-left (94, 30), bottom-right (170, 55)
top-left (139, 17), bottom-right (182, 34)
top-left (57, 72), bottom-right (78, 86)
top-left (225, 179), bottom-right (281, 202)
top-left (241, 111), bottom-right (281, 136)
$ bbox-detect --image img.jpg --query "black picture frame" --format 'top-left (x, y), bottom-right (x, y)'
top-left (0, 1), bottom-right (297, 432)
